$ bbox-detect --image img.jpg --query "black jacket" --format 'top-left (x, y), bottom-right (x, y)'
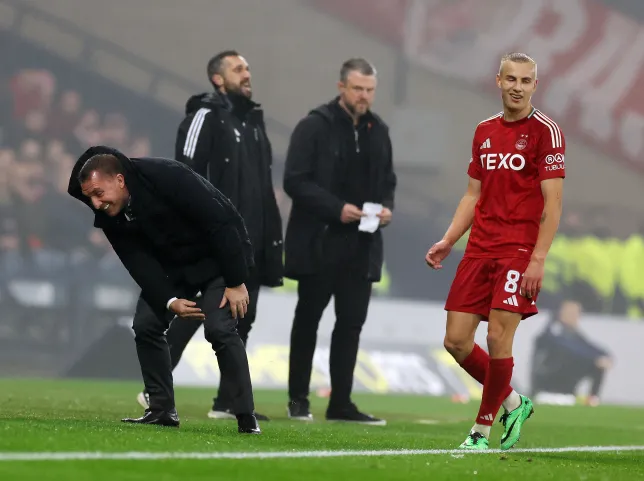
top-left (67, 146), bottom-right (254, 317)
top-left (283, 98), bottom-right (397, 281)
top-left (174, 92), bottom-right (283, 287)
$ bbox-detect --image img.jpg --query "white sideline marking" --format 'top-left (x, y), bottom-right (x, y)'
top-left (0, 446), bottom-right (643, 461)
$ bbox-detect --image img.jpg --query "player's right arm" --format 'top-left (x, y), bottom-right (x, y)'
top-left (442, 177), bottom-right (481, 245)
top-left (425, 177), bottom-right (480, 269)
top-left (425, 132), bottom-right (482, 269)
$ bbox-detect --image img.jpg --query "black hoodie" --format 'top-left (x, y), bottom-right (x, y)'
top-left (175, 92), bottom-right (229, 178)
top-left (68, 145), bottom-right (254, 315)
top-left (174, 91), bottom-right (284, 288)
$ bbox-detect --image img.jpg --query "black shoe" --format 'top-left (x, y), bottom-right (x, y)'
top-left (287, 399), bottom-right (313, 421)
top-left (326, 403), bottom-right (386, 426)
top-left (122, 409), bottom-right (180, 427)
top-left (237, 413), bottom-right (261, 434)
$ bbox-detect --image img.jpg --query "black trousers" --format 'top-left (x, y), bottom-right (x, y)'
top-left (162, 283), bottom-right (260, 410)
top-left (132, 276), bottom-right (254, 415)
top-left (288, 264), bottom-right (373, 410)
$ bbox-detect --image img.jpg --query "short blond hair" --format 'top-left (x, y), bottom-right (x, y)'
top-left (499, 52), bottom-right (537, 79)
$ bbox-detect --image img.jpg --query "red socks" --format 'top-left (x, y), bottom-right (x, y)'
top-left (459, 344), bottom-right (490, 385)
top-left (459, 344), bottom-right (515, 426)
top-left (476, 357), bottom-right (515, 426)
top-left (459, 344), bottom-right (513, 399)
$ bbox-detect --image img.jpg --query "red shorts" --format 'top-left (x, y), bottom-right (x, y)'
top-left (444, 257), bottom-right (538, 321)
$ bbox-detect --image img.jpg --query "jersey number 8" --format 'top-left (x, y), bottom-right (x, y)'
top-left (504, 270), bottom-right (521, 294)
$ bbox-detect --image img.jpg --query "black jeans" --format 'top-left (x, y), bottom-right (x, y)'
top-left (132, 276), bottom-right (254, 415)
top-left (288, 257), bottom-right (373, 411)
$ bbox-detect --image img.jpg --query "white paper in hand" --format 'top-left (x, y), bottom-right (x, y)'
top-left (359, 202), bottom-right (383, 234)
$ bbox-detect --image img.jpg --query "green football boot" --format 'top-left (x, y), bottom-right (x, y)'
top-left (458, 431), bottom-right (489, 450)
top-left (500, 394), bottom-right (534, 450)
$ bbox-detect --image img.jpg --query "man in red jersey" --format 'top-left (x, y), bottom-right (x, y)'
top-left (425, 52), bottom-right (565, 450)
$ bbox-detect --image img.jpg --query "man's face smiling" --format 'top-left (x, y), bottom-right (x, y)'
top-left (81, 170), bottom-right (129, 216)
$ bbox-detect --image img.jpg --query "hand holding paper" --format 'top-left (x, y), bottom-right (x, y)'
top-left (377, 206), bottom-right (392, 226)
top-left (359, 202), bottom-right (383, 233)
top-left (341, 204), bottom-right (364, 223)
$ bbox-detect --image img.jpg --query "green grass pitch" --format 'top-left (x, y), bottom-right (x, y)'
top-left (1, 378), bottom-right (643, 480)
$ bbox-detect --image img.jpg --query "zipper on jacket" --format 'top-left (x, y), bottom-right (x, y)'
top-left (354, 128), bottom-right (360, 153)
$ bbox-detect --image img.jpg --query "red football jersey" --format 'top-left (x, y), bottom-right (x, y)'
top-left (464, 107), bottom-right (566, 259)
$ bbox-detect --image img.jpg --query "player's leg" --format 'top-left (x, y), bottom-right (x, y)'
top-left (443, 311), bottom-right (481, 363)
top-left (488, 258), bottom-right (538, 450)
top-left (443, 257), bottom-right (489, 369)
top-left (445, 258), bottom-right (524, 449)
top-left (445, 312), bottom-right (520, 411)
top-left (471, 308), bottom-right (522, 442)
top-left (443, 257), bottom-right (493, 449)
top-left (444, 258), bottom-right (520, 395)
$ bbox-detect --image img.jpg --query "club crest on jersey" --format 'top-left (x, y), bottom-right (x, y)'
top-left (480, 153), bottom-right (526, 171)
top-left (515, 138), bottom-right (528, 150)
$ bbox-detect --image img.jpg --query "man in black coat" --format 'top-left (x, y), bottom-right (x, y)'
top-left (130, 51), bottom-right (283, 421)
top-left (67, 145), bottom-right (260, 433)
top-left (283, 58), bottom-right (397, 424)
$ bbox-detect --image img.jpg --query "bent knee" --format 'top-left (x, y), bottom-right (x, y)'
top-left (443, 335), bottom-right (474, 359)
top-left (205, 324), bottom-right (235, 343)
top-left (204, 315), bottom-right (240, 344)
top-left (444, 311), bottom-right (480, 361)
top-left (132, 301), bottom-right (167, 341)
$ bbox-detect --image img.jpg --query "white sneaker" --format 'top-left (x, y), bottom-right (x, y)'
top-left (207, 409), bottom-right (237, 420)
top-left (136, 392), bottom-right (150, 410)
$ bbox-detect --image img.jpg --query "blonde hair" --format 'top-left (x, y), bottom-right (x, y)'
top-left (499, 52), bottom-right (537, 79)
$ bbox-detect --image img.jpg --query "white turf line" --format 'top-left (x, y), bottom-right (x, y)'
top-left (0, 446), bottom-right (643, 462)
